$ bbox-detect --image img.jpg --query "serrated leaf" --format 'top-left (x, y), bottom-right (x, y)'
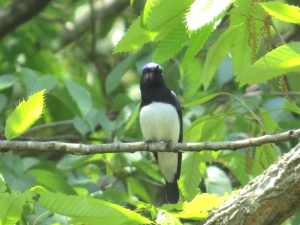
top-left (140, 0), bottom-right (155, 29)
top-left (0, 74), bottom-right (19, 91)
top-left (147, 0), bottom-right (195, 31)
top-left (239, 42), bottom-right (300, 86)
top-left (152, 22), bottom-right (190, 63)
top-left (5, 90), bottom-right (45, 140)
top-left (114, 13), bottom-right (182, 54)
top-left (64, 79), bottom-right (91, 118)
top-left (37, 192), bottom-right (151, 225)
top-left (178, 152), bottom-right (202, 200)
top-left (180, 58), bottom-right (203, 99)
top-left (186, 0), bottom-right (232, 30)
top-left (203, 24), bottom-right (242, 89)
top-left (28, 169), bottom-right (77, 195)
top-left (0, 190), bottom-right (33, 225)
top-left (181, 22), bottom-right (214, 69)
top-left (260, 2), bottom-right (300, 24)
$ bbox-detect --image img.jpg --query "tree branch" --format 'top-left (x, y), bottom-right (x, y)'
top-left (0, 0), bottom-right (51, 39)
top-left (58, 0), bottom-right (129, 47)
top-left (0, 129), bottom-right (299, 154)
top-left (202, 142), bottom-right (300, 225)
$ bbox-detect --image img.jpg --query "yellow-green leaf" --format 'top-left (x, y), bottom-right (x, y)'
top-left (260, 2), bottom-right (300, 24)
top-left (5, 90), bottom-right (45, 140)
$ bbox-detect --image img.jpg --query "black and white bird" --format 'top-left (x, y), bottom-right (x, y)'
top-left (139, 62), bottom-right (182, 204)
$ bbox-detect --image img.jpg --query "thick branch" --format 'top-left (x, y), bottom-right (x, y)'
top-left (0, 0), bottom-right (51, 39)
top-left (202, 142), bottom-right (300, 225)
top-left (0, 129), bottom-right (299, 154)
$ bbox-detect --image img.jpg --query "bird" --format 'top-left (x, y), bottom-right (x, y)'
top-left (139, 62), bottom-right (182, 204)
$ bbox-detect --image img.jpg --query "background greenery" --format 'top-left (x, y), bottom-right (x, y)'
top-left (1, 0), bottom-right (300, 224)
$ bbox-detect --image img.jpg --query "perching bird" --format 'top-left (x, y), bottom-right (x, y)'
top-left (139, 62), bottom-right (182, 204)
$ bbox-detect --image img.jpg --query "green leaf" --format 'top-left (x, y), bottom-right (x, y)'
top-left (186, 0), bottom-right (232, 30)
top-left (180, 58), bottom-right (203, 99)
top-left (132, 159), bottom-right (163, 183)
top-left (203, 24), bottom-right (242, 89)
top-left (230, 0), bottom-right (263, 78)
top-left (183, 93), bottom-right (222, 107)
top-left (64, 79), bottom-right (92, 118)
top-left (0, 74), bottom-right (18, 91)
top-left (124, 103), bottom-right (140, 132)
top-left (0, 94), bottom-right (7, 113)
top-left (181, 22), bottom-right (214, 69)
top-left (126, 177), bottom-right (151, 203)
top-left (260, 2), bottom-right (300, 24)
top-left (239, 42), bottom-right (300, 86)
top-left (0, 190), bottom-right (33, 225)
top-left (105, 54), bottom-right (140, 95)
top-left (147, 0), bottom-right (194, 31)
top-left (205, 166), bottom-right (232, 196)
top-left (152, 22), bottom-right (190, 64)
top-left (5, 90), bottom-right (45, 140)
top-left (220, 151), bottom-right (250, 186)
top-left (22, 68), bottom-right (58, 96)
top-left (114, 15), bottom-right (181, 53)
top-left (252, 144), bottom-right (277, 177)
top-left (140, 0), bottom-right (155, 29)
top-left (27, 169), bottom-right (77, 195)
top-left (178, 152), bottom-right (202, 201)
top-left (284, 100), bottom-right (300, 115)
top-left (73, 115), bottom-right (90, 136)
top-left (37, 192), bottom-right (151, 225)
top-left (258, 107), bottom-right (278, 133)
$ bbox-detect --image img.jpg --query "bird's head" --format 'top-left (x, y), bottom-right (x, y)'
top-left (140, 62), bottom-right (165, 90)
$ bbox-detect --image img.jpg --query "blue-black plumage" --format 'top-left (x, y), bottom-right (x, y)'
top-left (139, 62), bottom-right (182, 204)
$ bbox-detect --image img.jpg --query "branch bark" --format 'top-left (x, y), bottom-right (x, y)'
top-left (0, 0), bottom-right (51, 39)
top-left (202, 142), bottom-right (300, 225)
top-left (0, 129), bottom-right (299, 154)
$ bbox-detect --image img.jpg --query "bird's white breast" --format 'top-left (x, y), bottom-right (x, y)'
top-left (139, 102), bottom-right (180, 182)
top-left (139, 102), bottom-right (180, 142)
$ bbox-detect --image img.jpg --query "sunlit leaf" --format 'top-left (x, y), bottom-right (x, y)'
top-left (140, 0), bottom-right (155, 29)
top-left (284, 100), bottom-right (300, 115)
top-left (186, 0), bottom-right (232, 30)
top-left (0, 190), bottom-right (33, 225)
top-left (239, 42), bottom-right (300, 86)
top-left (260, 2), bottom-right (300, 24)
top-left (183, 93), bottom-right (222, 108)
top-left (152, 22), bottom-right (190, 64)
top-left (181, 22), bottom-right (214, 69)
top-left (5, 90), bottom-right (45, 140)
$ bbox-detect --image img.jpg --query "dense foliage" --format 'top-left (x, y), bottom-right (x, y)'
top-left (1, 0), bottom-right (300, 224)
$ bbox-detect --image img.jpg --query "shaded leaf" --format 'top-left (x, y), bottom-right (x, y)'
top-left (5, 90), bottom-right (45, 140)
top-left (203, 24), bottom-right (242, 89)
top-left (0, 74), bottom-right (18, 91)
top-left (28, 169), bottom-right (77, 195)
top-left (205, 166), bottom-right (232, 196)
top-left (258, 107), bottom-right (278, 133)
top-left (284, 100), bottom-right (300, 115)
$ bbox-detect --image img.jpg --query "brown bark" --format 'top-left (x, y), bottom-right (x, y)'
top-left (202, 142), bottom-right (300, 225)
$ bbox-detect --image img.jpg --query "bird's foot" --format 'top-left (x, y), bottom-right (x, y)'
top-left (145, 140), bottom-right (153, 150)
top-left (164, 141), bottom-right (172, 150)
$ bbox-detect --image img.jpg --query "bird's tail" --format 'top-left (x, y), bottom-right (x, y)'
top-left (165, 177), bottom-right (179, 204)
